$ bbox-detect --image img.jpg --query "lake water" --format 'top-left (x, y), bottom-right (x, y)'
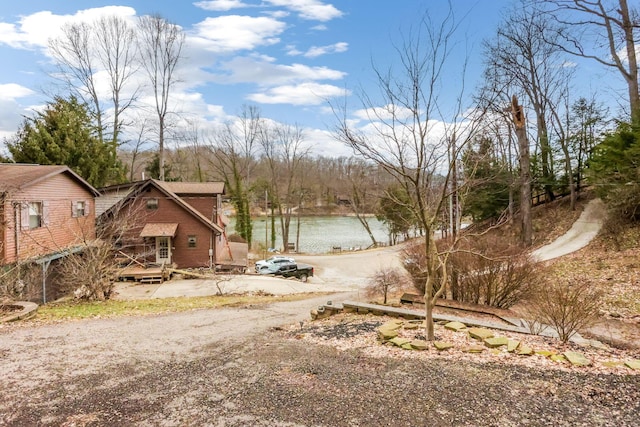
top-left (230, 216), bottom-right (390, 254)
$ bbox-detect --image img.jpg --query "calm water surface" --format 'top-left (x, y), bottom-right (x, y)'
top-left (231, 216), bottom-right (390, 254)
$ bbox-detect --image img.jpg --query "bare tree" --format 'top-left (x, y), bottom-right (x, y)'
top-left (541, 0), bottom-right (639, 122)
top-left (333, 8), bottom-right (484, 340)
top-left (345, 158), bottom-right (379, 247)
top-left (260, 123), bottom-right (309, 253)
top-left (137, 14), bottom-right (185, 181)
top-left (484, 1), bottom-right (573, 202)
top-left (208, 105), bottom-right (262, 245)
top-left (512, 95), bottom-right (533, 245)
top-left (49, 15), bottom-right (139, 147)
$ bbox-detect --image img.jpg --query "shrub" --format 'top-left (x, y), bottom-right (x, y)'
top-left (366, 267), bottom-right (409, 304)
top-left (525, 279), bottom-right (604, 343)
top-left (404, 235), bottom-right (538, 309)
top-left (449, 237), bottom-right (538, 309)
top-left (55, 241), bottom-right (116, 301)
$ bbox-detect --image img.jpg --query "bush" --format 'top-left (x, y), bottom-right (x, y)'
top-left (449, 237), bottom-right (538, 309)
top-left (525, 279), bottom-right (604, 343)
top-left (403, 236), bottom-right (538, 309)
top-left (366, 267), bottom-right (409, 304)
top-left (55, 241), bottom-right (116, 301)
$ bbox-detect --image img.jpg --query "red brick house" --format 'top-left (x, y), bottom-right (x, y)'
top-left (98, 179), bottom-right (246, 270)
top-left (0, 163), bottom-right (99, 265)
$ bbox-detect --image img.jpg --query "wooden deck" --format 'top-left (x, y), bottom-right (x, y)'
top-left (115, 265), bottom-right (174, 284)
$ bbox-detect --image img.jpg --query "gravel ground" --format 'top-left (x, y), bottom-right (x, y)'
top-left (1, 301), bottom-right (639, 427)
top-left (3, 202), bottom-right (638, 426)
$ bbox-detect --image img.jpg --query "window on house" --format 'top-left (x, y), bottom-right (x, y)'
top-left (146, 198), bottom-right (158, 210)
top-left (74, 201), bottom-right (86, 217)
top-left (29, 202), bottom-right (42, 229)
top-left (187, 235), bottom-right (197, 248)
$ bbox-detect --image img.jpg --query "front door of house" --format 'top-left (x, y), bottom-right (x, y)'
top-left (156, 236), bottom-right (172, 264)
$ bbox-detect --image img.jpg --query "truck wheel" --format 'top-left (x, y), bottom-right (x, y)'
top-left (299, 273), bottom-right (308, 282)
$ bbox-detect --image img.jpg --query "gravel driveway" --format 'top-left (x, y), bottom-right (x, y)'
top-left (1, 304), bottom-right (638, 426)
top-left (3, 203), bottom-right (638, 426)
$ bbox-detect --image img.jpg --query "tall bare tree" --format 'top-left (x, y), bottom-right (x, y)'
top-left (484, 1), bottom-right (572, 202)
top-left (137, 14), bottom-right (185, 181)
top-left (542, 0), bottom-right (639, 122)
top-left (49, 15), bottom-right (139, 148)
top-left (209, 106), bottom-right (262, 245)
top-left (260, 123), bottom-right (309, 253)
top-left (334, 8), bottom-right (484, 340)
top-left (512, 95), bottom-right (533, 245)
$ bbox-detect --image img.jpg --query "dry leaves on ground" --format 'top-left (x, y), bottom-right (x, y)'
top-left (285, 312), bottom-right (640, 376)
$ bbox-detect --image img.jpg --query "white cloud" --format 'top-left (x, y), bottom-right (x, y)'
top-left (303, 42), bottom-right (348, 58)
top-left (193, 0), bottom-right (250, 11)
top-left (0, 7), bottom-right (136, 50)
top-left (192, 15), bottom-right (285, 53)
top-left (215, 55), bottom-right (346, 85)
top-left (248, 82), bottom-right (348, 105)
top-left (0, 83), bottom-right (35, 101)
top-left (304, 127), bottom-right (352, 157)
top-left (264, 0), bottom-right (342, 21)
top-left (353, 104), bottom-right (415, 122)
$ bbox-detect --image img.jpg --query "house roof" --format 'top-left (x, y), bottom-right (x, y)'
top-left (0, 163), bottom-right (100, 196)
top-left (139, 223), bottom-right (179, 238)
top-left (100, 179), bottom-right (224, 235)
top-left (155, 181), bottom-right (225, 195)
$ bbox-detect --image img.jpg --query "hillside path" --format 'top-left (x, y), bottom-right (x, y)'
top-left (531, 198), bottom-right (605, 261)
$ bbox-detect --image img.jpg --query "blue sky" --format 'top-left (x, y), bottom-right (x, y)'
top-left (0, 0), bottom-right (612, 159)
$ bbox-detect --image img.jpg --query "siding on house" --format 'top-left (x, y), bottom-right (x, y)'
top-left (116, 186), bottom-right (217, 268)
top-left (1, 168), bottom-right (97, 264)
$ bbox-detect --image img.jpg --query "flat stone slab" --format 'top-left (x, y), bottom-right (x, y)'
top-left (434, 341), bottom-right (454, 351)
top-left (464, 345), bottom-right (485, 353)
top-left (388, 337), bottom-right (411, 348)
top-left (517, 346), bottom-right (534, 356)
top-left (507, 340), bottom-right (520, 353)
top-left (377, 328), bottom-right (399, 340)
top-left (564, 351), bottom-right (592, 367)
top-left (410, 340), bottom-right (428, 350)
top-left (381, 321), bottom-right (403, 330)
top-left (468, 327), bottom-right (494, 341)
top-left (484, 336), bottom-right (508, 348)
top-left (444, 321), bottom-right (467, 331)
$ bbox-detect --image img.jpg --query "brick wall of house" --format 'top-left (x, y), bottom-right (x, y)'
top-left (120, 187), bottom-right (217, 269)
top-left (2, 173), bottom-right (96, 264)
top-left (179, 196), bottom-right (216, 220)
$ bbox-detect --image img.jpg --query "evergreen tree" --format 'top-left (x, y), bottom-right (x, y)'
top-left (588, 122), bottom-right (640, 222)
top-left (462, 137), bottom-right (512, 221)
top-left (7, 95), bottom-right (125, 187)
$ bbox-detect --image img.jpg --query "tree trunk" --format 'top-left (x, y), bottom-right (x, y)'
top-left (512, 96), bottom-right (532, 246)
top-left (620, 0), bottom-right (640, 123)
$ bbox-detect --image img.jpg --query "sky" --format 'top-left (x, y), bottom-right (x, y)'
top-left (0, 0), bottom-right (616, 159)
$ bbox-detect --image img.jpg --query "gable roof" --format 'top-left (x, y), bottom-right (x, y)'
top-left (100, 179), bottom-right (224, 234)
top-left (157, 181), bottom-right (225, 195)
top-left (0, 163), bottom-right (100, 196)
